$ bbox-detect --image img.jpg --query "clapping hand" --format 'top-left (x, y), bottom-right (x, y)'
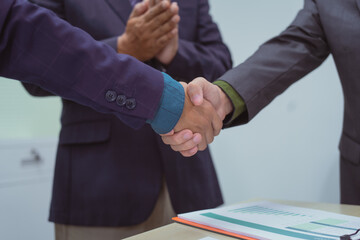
top-left (117, 0), bottom-right (180, 61)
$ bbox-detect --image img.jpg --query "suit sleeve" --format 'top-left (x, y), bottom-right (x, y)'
top-left (23, 0), bottom-right (118, 96)
top-left (29, 0), bottom-right (65, 18)
top-left (0, 0), bottom-right (164, 129)
top-left (220, 0), bottom-right (330, 127)
top-left (165, 0), bottom-right (232, 83)
top-left (20, 0), bottom-right (63, 97)
top-left (28, 0), bottom-right (120, 52)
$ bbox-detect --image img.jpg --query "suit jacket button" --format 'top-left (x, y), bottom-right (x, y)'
top-left (116, 95), bottom-right (127, 106)
top-left (125, 98), bottom-right (136, 110)
top-left (105, 90), bottom-right (117, 102)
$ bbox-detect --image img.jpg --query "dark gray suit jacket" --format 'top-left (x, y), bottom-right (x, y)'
top-left (24, 0), bottom-right (232, 226)
top-left (220, 0), bottom-right (360, 204)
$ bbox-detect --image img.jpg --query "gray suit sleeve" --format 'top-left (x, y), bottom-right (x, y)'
top-left (221, 0), bottom-right (330, 127)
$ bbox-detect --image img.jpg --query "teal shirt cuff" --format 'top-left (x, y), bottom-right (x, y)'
top-left (147, 72), bottom-right (185, 134)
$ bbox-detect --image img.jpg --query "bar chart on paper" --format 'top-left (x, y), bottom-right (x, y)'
top-left (175, 202), bottom-right (360, 240)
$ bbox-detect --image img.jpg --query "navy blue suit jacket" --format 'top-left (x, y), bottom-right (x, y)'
top-left (1, 0), bottom-right (166, 128)
top-left (24, 0), bottom-right (232, 226)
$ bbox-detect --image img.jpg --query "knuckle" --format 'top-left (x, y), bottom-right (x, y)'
top-left (181, 151), bottom-right (190, 157)
top-left (174, 136), bottom-right (184, 145)
top-left (161, 137), bottom-right (170, 145)
top-left (184, 142), bottom-right (194, 150)
top-left (170, 145), bottom-right (178, 152)
top-left (158, 38), bottom-right (166, 45)
top-left (153, 17), bottom-right (161, 26)
top-left (198, 145), bottom-right (206, 151)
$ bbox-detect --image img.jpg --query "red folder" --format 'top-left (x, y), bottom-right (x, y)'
top-left (172, 217), bottom-right (259, 240)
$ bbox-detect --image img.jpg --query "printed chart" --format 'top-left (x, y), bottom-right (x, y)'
top-left (177, 202), bottom-right (360, 240)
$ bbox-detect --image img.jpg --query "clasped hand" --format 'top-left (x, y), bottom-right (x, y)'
top-left (117, 0), bottom-right (179, 64)
top-left (162, 78), bottom-right (234, 157)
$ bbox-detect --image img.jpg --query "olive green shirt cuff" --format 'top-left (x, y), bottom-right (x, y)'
top-left (213, 80), bottom-right (246, 125)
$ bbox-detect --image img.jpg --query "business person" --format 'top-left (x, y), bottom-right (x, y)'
top-left (164, 0), bottom-right (360, 205)
top-left (1, 0), bottom-right (224, 144)
top-left (22, 0), bottom-right (232, 238)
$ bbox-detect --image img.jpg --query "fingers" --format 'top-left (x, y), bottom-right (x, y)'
top-left (162, 132), bottom-right (201, 157)
top-left (171, 82), bottom-right (217, 154)
top-left (156, 27), bottom-right (178, 46)
top-left (171, 138), bottom-right (200, 152)
top-left (196, 104), bottom-right (222, 151)
top-left (160, 129), bottom-right (174, 136)
top-left (180, 146), bottom-right (199, 157)
top-left (161, 130), bottom-right (201, 157)
top-left (130, 1), bottom-right (148, 18)
top-left (148, 0), bottom-right (156, 7)
top-left (204, 99), bottom-right (224, 143)
top-left (200, 102), bottom-right (216, 150)
top-left (126, 0), bottom-right (179, 61)
top-left (212, 107), bottom-right (223, 136)
top-left (170, 133), bottom-right (201, 152)
top-left (155, 27), bottom-right (179, 64)
top-left (160, 80), bottom-right (225, 157)
top-left (152, 13), bottom-right (180, 38)
top-left (187, 78), bottom-right (206, 106)
top-left (161, 129), bottom-right (193, 145)
top-left (149, 0), bottom-right (171, 9)
top-left (144, 0), bottom-right (170, 22)
top-left (147, 2), bottom-right (179, 32)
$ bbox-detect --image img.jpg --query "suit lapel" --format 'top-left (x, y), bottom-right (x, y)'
top-left (105, 0), bottom-right (132, 24)
top-left (356, 0), bottom-right (360, 13)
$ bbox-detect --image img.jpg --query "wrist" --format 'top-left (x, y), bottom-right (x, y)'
top-left (218, 86), bottom-right (233, 116)
top-left (117, 35), bottom-right (127, 54)
top-left (147, 73), bottom-right (185, 134)
top-left (156, 37), bottom-right (178, 65)
top-left (117, 34), bottom-right (135, 57)
top-left (156, 51), bottom-right (176, 66)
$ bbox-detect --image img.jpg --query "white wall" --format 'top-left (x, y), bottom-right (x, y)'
top-left (208, 0), bottom-right (343, 205)
top-left (0, 80), bottom-right (61, 139)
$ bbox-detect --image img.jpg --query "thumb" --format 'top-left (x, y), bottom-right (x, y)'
top-left (187, 78), bottom-right (206, 106)
top-left (160, 130), bottom-right (174, 137)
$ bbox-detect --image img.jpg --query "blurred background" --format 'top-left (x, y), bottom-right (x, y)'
top-left (0, 0), bottom-right (343, 239)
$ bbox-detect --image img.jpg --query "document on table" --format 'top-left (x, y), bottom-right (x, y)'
top-left (173, 201), bottom-right (360, 240)
top-left (198, 238), bottom-right (221, 240)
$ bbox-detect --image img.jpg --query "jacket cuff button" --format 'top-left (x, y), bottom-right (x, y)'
top-left (116, 95), bottom-right (127, 106)
top-left (105, 90), bottom-right (117, 102)
top-left (125, 98), bottom-right (136, 110)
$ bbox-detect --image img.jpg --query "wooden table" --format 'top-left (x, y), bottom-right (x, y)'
top-left (124, 199), bottom-right (360, 240)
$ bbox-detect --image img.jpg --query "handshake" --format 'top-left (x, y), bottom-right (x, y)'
top-left (118, 0), bottom-right (233, 157)
top-left (161, 78), bottom-right (234, 157)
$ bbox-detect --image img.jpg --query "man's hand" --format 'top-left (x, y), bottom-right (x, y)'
top-left (188, 77), bottom-right (233, 121)
top-left (168, 82), bottom-right (223, 155)
top-left (161, 78), bottom-right (233, 157)
top-left (117, 0), bottom-right (180, 61)
top-left (151, 0), bottom-right (179, 65)
top-left (155, 20), bottom-right (178, 65)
